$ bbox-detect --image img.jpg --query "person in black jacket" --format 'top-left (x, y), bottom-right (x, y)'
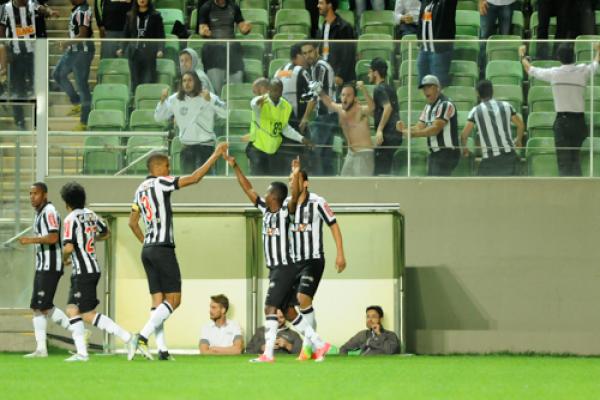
top-left (117, 0), bottom-right (164, 89)
top-left (95, 0), bottom-right (132, 58)
top-left (317, 0), bottom-right (356, 87)
top-left (416, 0), bottom-right (456, 88)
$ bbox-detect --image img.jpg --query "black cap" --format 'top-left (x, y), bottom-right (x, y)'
top-left (368, 57), bottom-right (388, 76)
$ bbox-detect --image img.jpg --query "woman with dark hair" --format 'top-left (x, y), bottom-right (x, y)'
top-left (154, 71), bottom-right (227, 174)
top-left (116, 0), bottom-right (165, 89)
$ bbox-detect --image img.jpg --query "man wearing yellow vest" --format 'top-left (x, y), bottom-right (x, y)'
top-left (246, 79), bottom-right (311, 175)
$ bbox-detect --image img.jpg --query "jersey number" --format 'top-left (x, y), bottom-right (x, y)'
top-left (272, 122), bottom-right (282, 137)
top-left (84, 226), bottom-right (96, 254)
top-left (141, 195), bottom-right (153, 222)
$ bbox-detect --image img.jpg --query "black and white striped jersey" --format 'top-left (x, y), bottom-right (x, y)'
top-left (419, 94), bottom-right (458, 152)
top-left (256, 197), bottom-right (293, 268)
top-left (0, 0), bottom-right (38, 54)
top-left (467, 99), bottom-right (516, 159)
top-left (63, 208), bottom-right (108, 275)
top-left (132, 175), bottom-right (179, 247)
top-left (311, 58), bottom-right (336, 115)
top-left (286, 192), bottom-right (337, 263)
top-left (33, 202), bottom-right (62, 273)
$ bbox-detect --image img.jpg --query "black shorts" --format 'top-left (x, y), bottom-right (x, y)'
top-left (295, 258), bottom-right (325, 299)
top-left (67, 273), bottom-right (100, 314)
top-left (141, 246), bottom-right (182, 294)
top-left (30, 271), bottom-right (63, 310)
top-left (265, 265), bottom-right (298, 310)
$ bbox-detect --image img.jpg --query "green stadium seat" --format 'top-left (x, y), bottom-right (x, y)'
top-left (526, 137), bottom-right (558, 176)
top-left (356, 84), bottom-right (375, 104)
top-left (529, 60), bottom-right (560, 86)
top-left (186, 33), bottom-right (205, 58)
top-left (355, 59), bottom-right (391, 83)
top-left (238, 32), bottom-right (266, 61)
top-left (244, 58), bottom-right (264, 83)
top-left (157, 8), bottom-right (184, 34)
top-left (275, 9), bottom-right (311, 36)
top-left (457, 0), bottom-right (477, 10)
top-left (453, 35), bottom-right (480, 63)
top-left (83, 136), bottom-right (122, 175)
top-left (527, 112), bottom-right (556, 138)
top-left (449, 60), bottom-right (478, 87)
top-left (400, 34), bottom-right (418, 63)
top-left (268, 58), bottom-right (288, 78)
top-left (398, 85), bottom-right (426, 112)
top-left (215, 137), bottom-right (249, 175)
top-left (530, 11), bottom-right (556, 37)
top-left (170, 136), bottom-right (183, 174)
top-left (357, 33), bottom-right (394, 62)
top-left (281, 0), bottom-right (305, 8)
top-left (486, 60), bottom-right (523, 85)
top-left (134, 84), bottom-right (170, 110)
top-left (129, 109), bottom-right (169, 131)
top-left (456, 10), bottom-right (480, 37)
top-left (399, 110), bottom-right (422, 126)
top-left (87, 110), bottom-right (126, 131)
top-left (226, 109), bottom-right (252, 136)
top-left (359, 10), bottom-right (395, 36)
top-left (512, 10), bottom-right (524, 37)
top-left (493, 84), bottom-right (523, 113)
top-left (126, 136), bottom-right (168, 174)
top-left (92, 83), bottom-right (130, 120)
top-left (97, 58), bottom-right (130, 88)
top-left (272, 32), bottom-right (307, 59)
top-left (156, 58), bottom-right (177, 88)
top-left (456, 110), bottom-right (470, 132)
top-left (398, 60), bottom-right (418, 87)
top-left (240, 0), bottom-right (268, 9)
top-left (155, 0), bottom-right (184, 11)
top-left (486, 35), bottom-right (522, 62)
top-left (575, 35), bottom-right (600, 63)
top-left (189, 9), bottom-right (197, 30)
top-left (584, 113), bottom-right (600, 136)
top-left (444, 86), bottom-right (477, 111)
top-left (163, 34), bottom-right (181, 66)
top-left (242, 9), bottom-right (269, 37)
top-left (392, 138), bottom-right (429, 177)
top-left (221, 83), bottom-right (254, 110)
top-left (580, 137), bottom-right (600, 177)
top-left (528, 86), bottom-right (554, 113)
top-left (319, 9), bottom-right (355, 29)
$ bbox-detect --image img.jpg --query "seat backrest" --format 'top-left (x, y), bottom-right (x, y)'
top-left (221, 83), bottom-right (254, 100)
top-left (493, 84), bottom-right (523, 112)
top-left (97, 58), bottom-right (130, 86)
top-left (526, 137), bottom-right (558, 176)
top-left (528, 86), bottom-right (554, 113)
top-left (242, 9), bottom-right (269, 37)
top-left (359, 10), bottom-right (394, 35)
top-left (129, 109), bottom-right (168, 131)
top-left (83, 136), bottom-right (122, 174)
top-left (444, 86), bottom-right (477, 110)
top-left (268, 58), bottom-right (288, 77)
top-left (156, 58), bottom-right (177, 87)
top-left (275, 9), bottom-right (310, 34)
top-left (87, 110), bottom-right (126, 131)
top-left (449, 60), bottom-right (478, 87)
top-left (527, 112), bottom-right (556, 138)
top-left (92, 83), bottom-right (130, 115)
top-left (135, 83), bottom-right (170, 110)
top-left (455, 10), bottom-right (480, 36)
top-left (485, 60), bottom-right (523, 85)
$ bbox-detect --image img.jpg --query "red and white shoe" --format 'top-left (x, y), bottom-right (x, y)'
top-left (249, 354), bottom-right (274, 363)
top-left (313, 342), bottom-right (332, 362)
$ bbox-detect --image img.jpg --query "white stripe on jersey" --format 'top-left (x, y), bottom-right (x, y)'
top-left (63, 208), bottom-right (107, 275)
top-left (256, 197), bottom-right (291, 268)
top-left (33, 202), bottom-right (62, 272)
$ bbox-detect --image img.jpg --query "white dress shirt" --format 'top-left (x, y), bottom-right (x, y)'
top-left (394, 0), bottom-right (420, 25)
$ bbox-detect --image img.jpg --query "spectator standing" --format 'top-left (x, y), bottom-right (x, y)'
top-left (179, 47), bottom-right (215, 94)
top-left (52, 0), bottom-right (95, 130)
top-left (478, 0), bottom-right (515, 75)
top-left (196, 0), bottom-right (252, 96)
top-left (154, 71), bottom-right (226, 174)
top-left (34, 0), bottom-right (58, 38)
top-left (245, 309), bottom-right (302, 355)
top-left (339, 306), bottom-right (400, 356)
top-left (94, 0), bottom-right (132, 58)
top-left (416, 0), bottom-right (456, 88)
top-left (199, 294), bottom-right (244, 355)
top-left (396, 75), bottom-right (460, 176)
top-left (354, 0), bottom-right (385, 28)
top-left (520, 43), bottom-right (600, 176)
top-left (117, 0), bottom-right (165, 89)
top-left (394, 0), bottom-right (420, 38)
top-left (460, 80), bottom-right (524, 176)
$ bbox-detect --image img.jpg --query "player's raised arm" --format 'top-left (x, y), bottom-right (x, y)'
top-left (287, 157), bottom-right (302, 213)
top-left (225, 155), bottom-right (258, 204)
top-left (178, 142), bottom-right (229, 188)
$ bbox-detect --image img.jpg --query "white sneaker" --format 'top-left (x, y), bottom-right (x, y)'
top-left (23, 350), bottom-right (48, 358)
top-left (64, 353), bottom-right (89, 362)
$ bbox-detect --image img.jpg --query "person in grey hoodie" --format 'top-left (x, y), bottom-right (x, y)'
top-left (179, 48), bottom-right (215, 94)
top-left (154, 70), bottom-right (226, 174)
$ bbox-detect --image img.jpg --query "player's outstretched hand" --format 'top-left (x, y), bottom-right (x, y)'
top-left (291, 156), bottom-right (301, 173)
top-left (215, 142), bottom-right (229, 156)
top-left (518, 45), bottom-right (527, 58)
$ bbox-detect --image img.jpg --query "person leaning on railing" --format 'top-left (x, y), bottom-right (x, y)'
top-left (520, 42), bottom-right (600, 177)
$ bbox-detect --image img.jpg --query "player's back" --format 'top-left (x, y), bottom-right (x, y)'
top-left (63, 208), bottom-right (107, 275)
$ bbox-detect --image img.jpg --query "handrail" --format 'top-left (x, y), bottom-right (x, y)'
top-left (0, 226), bottom-right (32, 248)
top-left (114, 146), bottom-right (168, 176)
top-left (48, 131), bottom-right (169, 137)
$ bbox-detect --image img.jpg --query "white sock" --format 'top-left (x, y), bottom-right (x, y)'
top-left (292, 314), bottom-right (324, 349)
top-left (32, 314), bottom-right (47, 352)
top-left (300, 306), bottom-right (316, 350)
top-left (49, 307), bottom-right (70, 330)
top-left (93, 313), bottom-right (132, 343)
top-left (140, 301), bottom-right (173, 340)
top-left (68, 317), bottom-right (88, 357)
top-left (263, 314), bottom-right (278, 359)
top-left (151, 308), bottom-right (168, 352)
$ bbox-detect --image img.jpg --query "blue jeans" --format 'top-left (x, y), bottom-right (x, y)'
top-left (479, 4), bottom-right (513, 73)
top-left (53, 50), bottom-right (94, 124)
top-left (309, 112), bottom-right (338, 176)
top-left (417, 47), bottom-right (453, 88)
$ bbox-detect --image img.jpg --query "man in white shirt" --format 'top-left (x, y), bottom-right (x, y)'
top-left (199, 294), bottom-right (244, 355)
top-left (521, 43), bottom-right (600, 176)
top-left (394, 0), bottom-right (420, 38)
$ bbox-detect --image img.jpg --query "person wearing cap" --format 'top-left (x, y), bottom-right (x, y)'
top-left (339, 306), bottom-right (400, 356)
top-left (520, 43), bottom-right (600, 177)
top-left (396, 74), bottom-right (460, 176)
top-left (368, 58), bottom-right (402, 175)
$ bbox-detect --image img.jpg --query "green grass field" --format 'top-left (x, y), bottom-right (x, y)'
top-left (3, 351), bottom-right (600, 399)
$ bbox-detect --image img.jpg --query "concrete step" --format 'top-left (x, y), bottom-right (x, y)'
top-left (45, 17), bottom-right (70, 31)
top-left (48, 116), bottom-right (82, 131)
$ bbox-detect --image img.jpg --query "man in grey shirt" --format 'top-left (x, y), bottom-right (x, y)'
top-left (246, 309), bottom-right (302, 355)
top-left (339, 305), bottom-right (400, 356)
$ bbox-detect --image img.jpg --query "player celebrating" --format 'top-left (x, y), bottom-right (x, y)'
top-left (19, 182), bottom-right (71, 358)
top-left (128, 143), bottom-right (228, 360)
top-left (226, 155), bottom-right (330, 363)
top-left (61, 182), bottom-right (135, 362)
top-left (286, 167), bottom-right (346, 360)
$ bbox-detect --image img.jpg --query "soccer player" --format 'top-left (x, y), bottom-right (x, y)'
top-left (225, 155), bottom-right (330, 363)
top-left (286, 166), bottom-right (346, 360)
top-left (128, 143), bottom-right (228, 360)
top-left (61, 182), bottom-right (135, 362)
top-left (19, 182), bottom-right (71, 358)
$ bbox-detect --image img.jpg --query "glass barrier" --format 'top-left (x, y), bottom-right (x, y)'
top-left (41, 37), bottom-right (600, 178)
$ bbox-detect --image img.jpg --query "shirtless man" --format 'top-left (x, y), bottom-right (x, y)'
top-left (314, 81), bottom-right (374, 176)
